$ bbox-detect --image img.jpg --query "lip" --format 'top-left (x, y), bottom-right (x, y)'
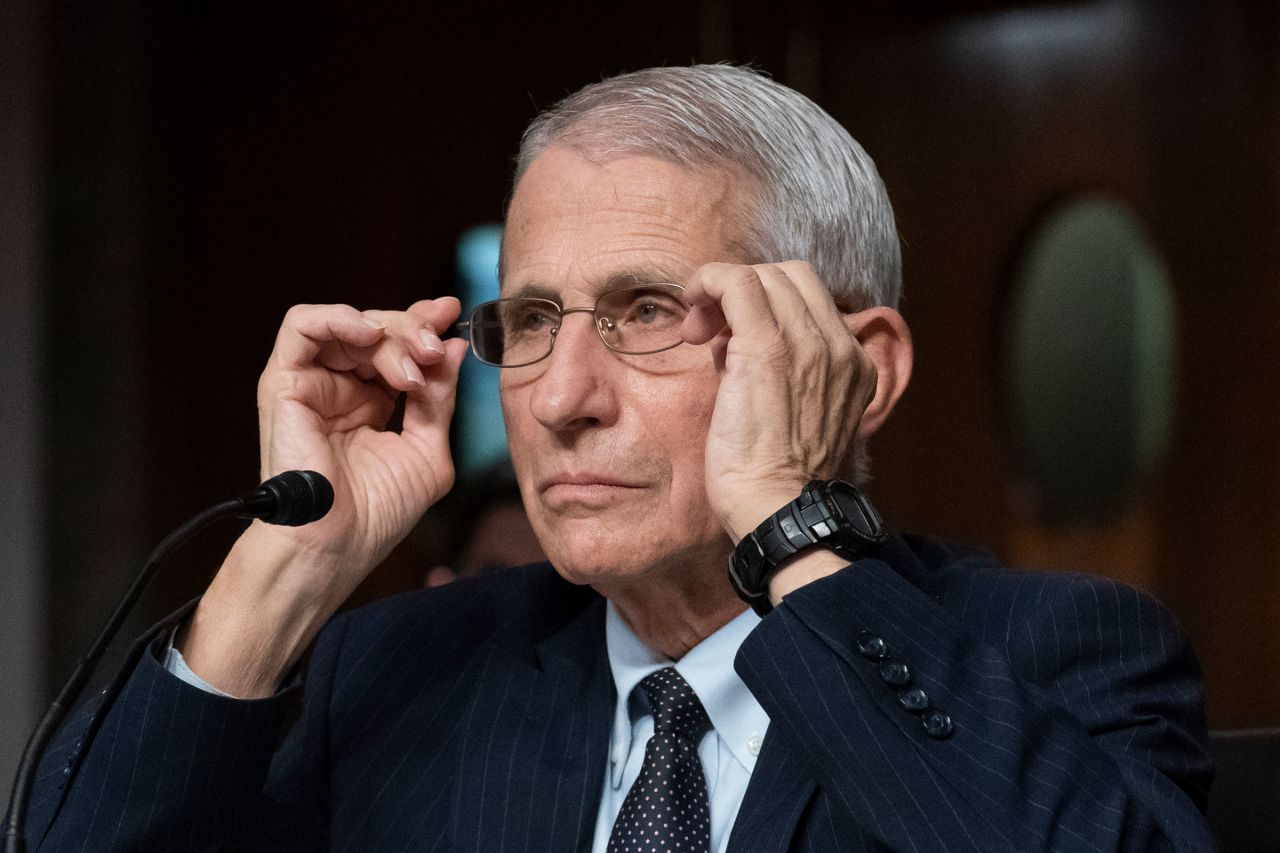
top-left (537, 473), bottom-right (648, 510)
top-left (538, 472), bottom-right (646, 493)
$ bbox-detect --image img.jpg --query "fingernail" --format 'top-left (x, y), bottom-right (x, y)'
top-left (401, 357), bottom-right (425, 387)
top-left (419, 329), bottom-right (446, 354)
top-left (361, 316), bottom-right (386, 330)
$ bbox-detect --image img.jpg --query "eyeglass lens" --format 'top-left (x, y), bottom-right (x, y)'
top-left (466, 283), bottom-right (687, 367)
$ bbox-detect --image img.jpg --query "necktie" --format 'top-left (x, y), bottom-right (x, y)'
top-left (608, 667), bottom-right (713, 853)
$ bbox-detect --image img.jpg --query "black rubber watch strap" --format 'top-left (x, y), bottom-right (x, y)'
top-left (728, 479), bottom-right (887, 617)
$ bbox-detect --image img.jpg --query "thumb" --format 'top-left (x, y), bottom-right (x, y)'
top-left (403, 338), bottom-right (468, 444)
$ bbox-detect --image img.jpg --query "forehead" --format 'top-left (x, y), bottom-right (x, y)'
top-left (501, 146), bottom-right (746, 298)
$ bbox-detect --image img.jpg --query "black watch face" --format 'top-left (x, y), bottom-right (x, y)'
top-left (830, 483), bottom-right (880, 538)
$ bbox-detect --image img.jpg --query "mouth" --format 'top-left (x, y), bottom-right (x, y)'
top-left (538, 473), bottom-right (647, 508)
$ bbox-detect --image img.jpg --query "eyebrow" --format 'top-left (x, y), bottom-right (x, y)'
top-left (505, 265), bottom-right (685, 303)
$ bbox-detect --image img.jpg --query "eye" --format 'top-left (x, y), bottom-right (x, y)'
top-left (522, 310), bottom-right (553, 331)
top-left (501, 300), bottom-right (560, 336)
top-left (612, 287), bottom-right (686, 328)
top-left (636, 302), bottom-right (663, 324)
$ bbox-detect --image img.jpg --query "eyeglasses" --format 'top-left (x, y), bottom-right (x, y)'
top-left (457, 283), bottom-right (689, 367)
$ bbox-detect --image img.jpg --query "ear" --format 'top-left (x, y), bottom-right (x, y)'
top-left (843, 307), bottom-right (913, 439)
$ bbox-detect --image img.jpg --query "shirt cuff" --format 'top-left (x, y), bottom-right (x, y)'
top-left (162, 626), bottom-right (234, 698)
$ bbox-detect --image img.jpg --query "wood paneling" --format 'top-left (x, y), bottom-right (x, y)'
top-left (814, 0), bottom-right (1280, 726)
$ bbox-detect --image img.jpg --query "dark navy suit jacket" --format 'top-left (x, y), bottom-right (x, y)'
top-left (26, 535), bottom-right (1215, 851)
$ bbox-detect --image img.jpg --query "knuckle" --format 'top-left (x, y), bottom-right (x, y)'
top-left (698, 261), bottom-right (739, 278)
top-left (690, 261), bottom-right (745, 292)
top-left (737, 268), bottom-right (762, 292)
top-left (751, 262), bottom-right (789, 284)
top-left (409, 297), bottom-right (446, 316)
top-left (257, 366), bottom-right (293, 399)
top-left (730, 265), bottom-right (765, 293)
top-left (281, 303), bottom-right (311, 325)
top-left (780, 259), bottom-right (816, 278)
top-left (361, 308), bottom-right (394, 325)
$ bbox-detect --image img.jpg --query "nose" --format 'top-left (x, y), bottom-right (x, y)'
top-left (526, 310), bottom-right (620, 433)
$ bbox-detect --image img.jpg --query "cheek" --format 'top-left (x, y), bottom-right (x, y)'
top-left (625, 364), bottom-right (719, 502)
top-left (498, 377), bottom-right (534, 457)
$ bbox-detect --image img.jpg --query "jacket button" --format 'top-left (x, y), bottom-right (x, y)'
top-left (922, 709), bottom-right (954, 739)
top-left (855, 632), bottom-right (889, 660)
top-left (897, 687), bottom-right (929, 713)
top-left (878, 659), bottom-right (911, 686)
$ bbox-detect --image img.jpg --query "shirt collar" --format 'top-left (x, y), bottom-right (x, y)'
top-left (604, 600), bottom-right (770, 788)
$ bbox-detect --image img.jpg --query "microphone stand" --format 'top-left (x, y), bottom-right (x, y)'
top-left (3, 471), bottom-right (331, 853)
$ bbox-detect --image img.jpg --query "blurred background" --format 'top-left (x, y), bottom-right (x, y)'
top-left (3, 0), bottom-right (1278, 785)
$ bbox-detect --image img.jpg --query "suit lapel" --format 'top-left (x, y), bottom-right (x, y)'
top-left (727, 725), bottom-right (818, 852)
top-left (452, 595), bottom-right (614, 852)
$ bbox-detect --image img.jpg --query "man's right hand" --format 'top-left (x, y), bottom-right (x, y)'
top-left (177, 299), bottom-right (469, 698)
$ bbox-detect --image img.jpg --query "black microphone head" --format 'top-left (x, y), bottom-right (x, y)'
top-left (259, 470), bottom-right (334, 526)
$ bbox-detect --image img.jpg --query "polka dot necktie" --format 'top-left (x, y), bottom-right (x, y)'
top-left (607, 667), bottom-right (713, 853)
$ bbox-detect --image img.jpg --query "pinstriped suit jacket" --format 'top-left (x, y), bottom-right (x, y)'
top-left (26, 535), bottom-right (1215, 851)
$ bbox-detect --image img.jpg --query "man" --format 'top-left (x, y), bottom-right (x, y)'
top-left (27, 65), bottom-right (1212, 851)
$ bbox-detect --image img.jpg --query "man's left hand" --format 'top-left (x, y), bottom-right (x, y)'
top-left (681, 261), bottom-right (911, 601)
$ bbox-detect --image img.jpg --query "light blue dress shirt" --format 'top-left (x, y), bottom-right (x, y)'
top-left (591, 601), bottom-right (771, 853)
top-left (166, 598), bottom-right (772, 852)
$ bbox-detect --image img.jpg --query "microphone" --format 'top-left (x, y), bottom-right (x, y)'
top-left (3, 471), bottom-right (334, 853)
top-left (237, 469), bottom-right (335, 526)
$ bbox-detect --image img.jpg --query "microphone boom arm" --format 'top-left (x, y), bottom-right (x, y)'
top-left (3, 470), bottom-right (332, 853)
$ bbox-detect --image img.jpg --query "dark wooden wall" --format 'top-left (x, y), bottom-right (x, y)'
top-left (28, 0), bottom-right (1280, 730)
top-left (823, 0), bottom-right (1280, 728)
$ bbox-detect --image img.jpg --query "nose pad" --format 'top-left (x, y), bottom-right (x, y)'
top-left (596, 316), bottom-right (620, 352)
top-left (541, 312), bottom-right (597, 366)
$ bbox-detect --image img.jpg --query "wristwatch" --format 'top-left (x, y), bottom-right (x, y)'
top-left (728, 479), bottom-right (889, 617)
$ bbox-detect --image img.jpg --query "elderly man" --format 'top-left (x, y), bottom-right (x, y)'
top-left (28, 66), bottom-right (1212, 851)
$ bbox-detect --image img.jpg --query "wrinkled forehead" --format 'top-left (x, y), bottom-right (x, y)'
top-left (501, 266), bottom-right (688, 304)
top-left (498, 146), bottom-right (756, 299)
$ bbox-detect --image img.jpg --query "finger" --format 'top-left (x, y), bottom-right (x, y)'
top-left (336, 358), bottom-right (400, 401)
top-left (681, 300), bottom-right (727, 346)
top-left (272, 304), bottom-right (388, 370)
top-left (311, 326), bottom-right (434, 392)
top-left (366, 336), bottom-right (433, 392)
top-left (757, 263), bottom-right (861, 373)
top-left (362, 309), bottom-right (449, 365)
top-left (402, 337), bottom-right (468, 446)
top-left (751, 263), bottom-right (826, 338)
top-left (770, 260), bottom-right (849, 329)
top-left (406, 296), bottom-right (463, 334)
top-left (681, 263), bottom-right (779, 346)
top-left (299, 311), bottom-right (442, 392)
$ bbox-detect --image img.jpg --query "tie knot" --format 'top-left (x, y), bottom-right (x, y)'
top-left (637, 667), bottom-right (712, 743)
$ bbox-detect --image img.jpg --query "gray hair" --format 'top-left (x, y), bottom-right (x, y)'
top-left (513, 64), bottom-right (902, 312)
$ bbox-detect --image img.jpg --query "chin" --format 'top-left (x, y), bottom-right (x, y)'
top-left (544, 540), bottom-right (660, 587)
top-left (536, 515), bottom-right (731, 593)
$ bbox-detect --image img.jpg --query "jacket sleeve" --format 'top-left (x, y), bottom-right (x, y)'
top-left (734, 557), bottom-right (1215, 852)
top-left (26, 603), bottom-right (352, 852)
